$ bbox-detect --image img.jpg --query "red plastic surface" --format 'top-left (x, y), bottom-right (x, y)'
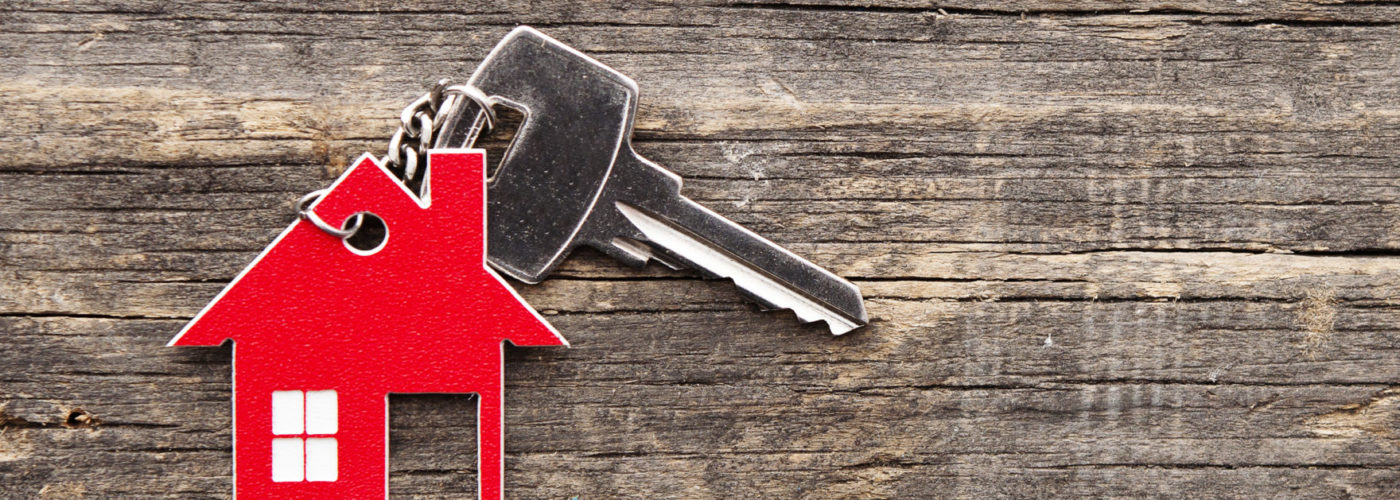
top-left (169, 150), bottom-right (566, 499)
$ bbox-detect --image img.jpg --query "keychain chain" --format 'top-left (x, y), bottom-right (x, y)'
top-left (299, 79), bottom-right (498, 240)
top-left (382, 79), bottom-right (498, 188)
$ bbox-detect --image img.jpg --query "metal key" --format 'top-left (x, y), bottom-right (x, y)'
top-left (433, 27), bottom-right (868, 334)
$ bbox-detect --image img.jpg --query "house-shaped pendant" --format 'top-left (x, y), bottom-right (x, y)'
top-left (168, 150), bottom-right (567, 499)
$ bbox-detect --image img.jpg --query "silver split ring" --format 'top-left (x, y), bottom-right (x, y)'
top-left (441, 83), bottom-right (499, 133)
top-left (296, 189), bottom-right (363, 239)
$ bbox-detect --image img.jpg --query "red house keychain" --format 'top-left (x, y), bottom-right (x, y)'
top-left (167, 150), bottom-right (567, 499)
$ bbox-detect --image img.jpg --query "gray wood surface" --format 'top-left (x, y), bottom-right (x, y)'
top-left (4, 1), bottom-right (1400, 498)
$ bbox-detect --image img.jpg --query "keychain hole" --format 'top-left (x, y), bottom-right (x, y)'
top-left (478, 105), bottom-right (525, 180)
top-left (343, 212), bottom-right (388, 255)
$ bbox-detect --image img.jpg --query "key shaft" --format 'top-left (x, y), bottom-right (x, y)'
top-left (602, 152), bottom-right (868, 333)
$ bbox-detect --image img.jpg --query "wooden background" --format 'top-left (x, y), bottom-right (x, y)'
top-left (4, 1), bottom-right (1400, 498)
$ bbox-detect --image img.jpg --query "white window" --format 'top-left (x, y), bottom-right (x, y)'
top-left (271, 390), bottom-right (338, 482)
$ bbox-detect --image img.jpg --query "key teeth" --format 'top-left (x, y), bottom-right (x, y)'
top-left (778, 299), bottom-right (859, 335)
top-left (688, 262), bottom-right (863, 335)
top-left (735, 286), bottom-right (854, 334)
top-left (614, 202), bottom-right (866, 335)
top-left (788, 301), bottom-right (860, 336)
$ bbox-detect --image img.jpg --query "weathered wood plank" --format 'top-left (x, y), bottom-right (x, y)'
top-left (3, 1), bottom-right (1400, 498)
top-left (3, 313), bottom-right (1399, 497)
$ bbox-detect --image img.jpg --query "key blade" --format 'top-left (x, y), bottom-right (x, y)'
top-left (615, 199), bottom-right (868, 335)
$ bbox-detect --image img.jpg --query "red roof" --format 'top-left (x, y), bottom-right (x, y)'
top-left (169, 151), bottom-right (566, 353)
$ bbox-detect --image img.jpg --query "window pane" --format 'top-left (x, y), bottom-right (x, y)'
top-left (305, 438), bottom-right (338, 482)
top-left (305, 390), bottom-right (338, 435)
top-left (271, 438), bottom-right (304, 482)
top-left (271, 391), bottom-right (304, 435)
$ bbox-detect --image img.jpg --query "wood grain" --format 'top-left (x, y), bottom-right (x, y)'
top-left (3, 1), bottom-right (1399, 498)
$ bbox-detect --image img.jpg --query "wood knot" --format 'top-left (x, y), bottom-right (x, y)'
top-left (62, 408), bottom-right (101, 429)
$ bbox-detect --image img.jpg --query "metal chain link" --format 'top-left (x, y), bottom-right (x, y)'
top-left (382, 79), bottom-right (499, 188)
top-left (297, 79), bottom-right (497, 240)
top-left (381, 79), bottom-right (445, 185)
